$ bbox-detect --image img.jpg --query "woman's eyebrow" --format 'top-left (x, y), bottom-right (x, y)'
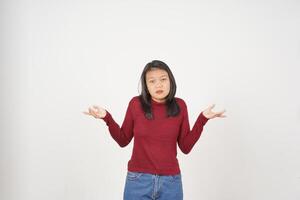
top-left (148, 75), bottom-right (168, 79)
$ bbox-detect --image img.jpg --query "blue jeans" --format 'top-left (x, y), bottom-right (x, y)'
top-left (123, 171), bottom-right (183, 200)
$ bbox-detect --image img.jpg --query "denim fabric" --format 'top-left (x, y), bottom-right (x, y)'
top-left (123, 171), bottom-right (183, 200)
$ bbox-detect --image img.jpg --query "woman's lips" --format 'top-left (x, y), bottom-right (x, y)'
top-left (156, 90), bottom-right (164, 94)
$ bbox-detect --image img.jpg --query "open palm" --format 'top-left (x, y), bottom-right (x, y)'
top-left (82, 105), bottom-right (107, 119)
top-left (203, 104), bottom-right (226, 119)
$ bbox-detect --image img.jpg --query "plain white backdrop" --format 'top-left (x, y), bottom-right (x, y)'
top-left (1, 0), bottom-right (300, 199)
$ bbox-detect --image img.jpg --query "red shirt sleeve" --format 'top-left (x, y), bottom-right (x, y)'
top-left (177, 100), bottom-right (209, 154)
top-left (101, 98), bottom-right (134, 147)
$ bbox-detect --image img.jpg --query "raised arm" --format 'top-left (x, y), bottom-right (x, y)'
top-left (177, 101), bottom-right (209, 154)
top-left (177, 101), bottom-right (226, 154)
top-left (83, 98), bottom-right (135, 147)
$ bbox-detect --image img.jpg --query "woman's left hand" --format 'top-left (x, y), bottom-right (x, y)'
top-left (203, 104), bottom-right (226, 119)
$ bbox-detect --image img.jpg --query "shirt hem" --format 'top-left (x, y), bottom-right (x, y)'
top-left (127, 166), bottom-right (181, 176)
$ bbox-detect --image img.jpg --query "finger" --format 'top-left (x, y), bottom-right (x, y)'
top-left (91, 108), bottom-right (100, 117)
top-left (89, 108), bottom-right (96, 116)
top-left (92, 111), bottom-right (97, 117)
top-left (216, 111), bottom-right (227, 117)
top-left (209, 104), bottom-right (215, 110)
top-left (82, 111), bottom-right (91, 115)
top-left (92, 105), bottom-right (99, 111)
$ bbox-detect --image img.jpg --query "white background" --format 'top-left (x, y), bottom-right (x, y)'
top-left (1, 0), bottom-right (300, 199)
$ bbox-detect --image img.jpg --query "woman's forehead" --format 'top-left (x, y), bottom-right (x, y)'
top-left (146, 68), bottom-right (168, 79)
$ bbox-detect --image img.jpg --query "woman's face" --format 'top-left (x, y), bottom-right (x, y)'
top-left (145, 68), bottom-right (170, 103)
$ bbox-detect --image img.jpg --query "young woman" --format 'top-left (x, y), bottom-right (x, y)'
top-left (83, 60), bottom-right (226, 200)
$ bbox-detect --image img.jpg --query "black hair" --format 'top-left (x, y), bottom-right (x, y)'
top-left (138, 60), bottom-right (180, 119)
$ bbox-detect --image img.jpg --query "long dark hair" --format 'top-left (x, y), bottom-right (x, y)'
top-left (138, 60), bottom-right (180, 119)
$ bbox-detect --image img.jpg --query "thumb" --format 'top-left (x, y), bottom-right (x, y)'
top-left (208, 104), bottom-right (215, 110)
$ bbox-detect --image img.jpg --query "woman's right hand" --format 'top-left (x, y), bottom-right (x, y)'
top-left (82, 105), bottom-right (107, 119)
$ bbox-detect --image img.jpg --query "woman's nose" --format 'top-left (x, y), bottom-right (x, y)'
top-left (156, 82), bottom-right (163, 88)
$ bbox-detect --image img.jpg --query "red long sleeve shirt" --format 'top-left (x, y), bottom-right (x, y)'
top-left (102, 96), bottom-right (209, 175)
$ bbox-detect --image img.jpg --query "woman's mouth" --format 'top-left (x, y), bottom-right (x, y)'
top-left (156, 90), bottom-right (164, 94)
